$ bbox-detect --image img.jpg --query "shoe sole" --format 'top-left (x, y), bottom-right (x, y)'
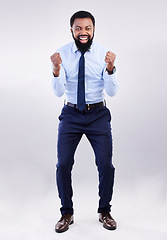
top-left (55, 220), bottom-right (74, 233)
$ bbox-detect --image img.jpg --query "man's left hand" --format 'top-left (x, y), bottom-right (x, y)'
top-left (105, 51), bottom-right (116, 71)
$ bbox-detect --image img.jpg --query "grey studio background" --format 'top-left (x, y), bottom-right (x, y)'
top-left (0, 0), bottom-right (167, 239)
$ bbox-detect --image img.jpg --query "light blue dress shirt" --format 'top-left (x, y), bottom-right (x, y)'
top-left (52, 41), bottom-right (118, 104)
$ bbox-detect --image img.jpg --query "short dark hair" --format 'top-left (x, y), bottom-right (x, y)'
top-left (70, 10), bottom-right (95, 27)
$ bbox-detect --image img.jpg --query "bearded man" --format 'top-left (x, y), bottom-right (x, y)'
top-left (50, 10), bottom-right (118, 233)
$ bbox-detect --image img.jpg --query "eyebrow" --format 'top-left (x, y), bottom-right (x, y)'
top-left (75, 25), bottom-right (92, 28)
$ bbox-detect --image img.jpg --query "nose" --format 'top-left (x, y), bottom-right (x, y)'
top-left (80, 29), bottom-right (87, 35)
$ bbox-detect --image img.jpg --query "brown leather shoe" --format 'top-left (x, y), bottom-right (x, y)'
top-left (99, 212), bottom-right (117, 230)
top-left (55, 214), bottom-right (74, 233)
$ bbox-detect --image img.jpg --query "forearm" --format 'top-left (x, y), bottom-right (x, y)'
top-left (52, 67), bottom-right (66, 97)
top-left (103, 71), bottom-right (118, 97)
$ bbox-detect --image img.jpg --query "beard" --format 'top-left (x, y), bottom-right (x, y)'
top-left (72, 32), bottom-right (94, 52)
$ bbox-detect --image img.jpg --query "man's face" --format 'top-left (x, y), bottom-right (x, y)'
top-left (71, 18), bottom-right (95, 52)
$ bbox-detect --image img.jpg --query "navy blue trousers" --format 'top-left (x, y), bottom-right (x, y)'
top-left (56, 105), bottom-right (115, 216)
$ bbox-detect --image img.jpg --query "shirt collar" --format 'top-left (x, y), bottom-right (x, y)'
top-left (72, 41), bottom-right (94, 53)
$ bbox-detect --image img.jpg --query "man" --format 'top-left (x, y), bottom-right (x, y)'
top-left (50, 10), bottom-right (118, 233)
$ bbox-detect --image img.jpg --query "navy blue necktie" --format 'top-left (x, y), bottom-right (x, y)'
top-left (77, 51), bottom-right (86, 111)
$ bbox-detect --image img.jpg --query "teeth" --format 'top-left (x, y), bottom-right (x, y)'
top-left (79, 36), bottom-right (88, 40)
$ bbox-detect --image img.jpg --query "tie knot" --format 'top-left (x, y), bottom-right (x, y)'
top-left (80, 50), bottom-right (86, 56)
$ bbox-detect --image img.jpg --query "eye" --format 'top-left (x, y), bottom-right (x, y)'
top-left (75, 27), bottom-right (81, 31)
top-left (86, 27), bottom-right (92, 31)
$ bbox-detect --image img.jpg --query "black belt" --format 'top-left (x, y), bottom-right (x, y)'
top-left (66, 101), bottom-right (105, 111)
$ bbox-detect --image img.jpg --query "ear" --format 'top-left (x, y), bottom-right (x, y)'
top-left (70, 28), bottom-right (73, 34)
top-left (93, 26), bottom-right (95, 32)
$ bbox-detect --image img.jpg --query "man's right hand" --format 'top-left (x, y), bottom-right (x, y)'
top-left (50, 53), bottom-right (62, 77)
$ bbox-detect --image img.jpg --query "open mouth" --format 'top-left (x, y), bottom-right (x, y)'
top-left (78, 35), bottom-right (89, 43)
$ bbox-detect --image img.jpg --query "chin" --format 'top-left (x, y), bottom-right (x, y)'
top-left (75, 38), bottom-right (93, 52)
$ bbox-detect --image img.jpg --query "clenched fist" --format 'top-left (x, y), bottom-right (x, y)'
top-left (105, 51), bottom-right (116, 72)
top-left (50, 53), bottom-right (62, 77)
